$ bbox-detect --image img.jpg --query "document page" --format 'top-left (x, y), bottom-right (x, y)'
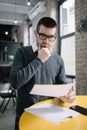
top-left (30, 83), bottom-right (73, 97)
top-left (25, 103), bottom-right (79, 124)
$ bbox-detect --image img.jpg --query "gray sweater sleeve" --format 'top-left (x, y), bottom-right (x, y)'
top-left (55, 55), bottom-right (67, 84)
top-left (10, 47), bottom-right (43, 89)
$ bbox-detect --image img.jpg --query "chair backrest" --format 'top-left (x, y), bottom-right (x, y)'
top-left (0, 83), bottom-right (11, 93)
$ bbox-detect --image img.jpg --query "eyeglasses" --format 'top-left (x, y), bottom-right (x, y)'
top-left (38, 32), bottom-right (56, 42)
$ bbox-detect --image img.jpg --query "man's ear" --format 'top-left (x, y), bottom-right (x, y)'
top-left (34, 30), bottom-right (37, 37)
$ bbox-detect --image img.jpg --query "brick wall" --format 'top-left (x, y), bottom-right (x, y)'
top-left (75, 0), bottom-right (87, 94)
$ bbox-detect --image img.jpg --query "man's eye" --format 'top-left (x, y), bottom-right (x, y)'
top-left (40, 34), bottom-right (46, 38)
top-left (49, 36), bottom-right (53, 38)
top-left (49, 36), bottom-right (55, 38)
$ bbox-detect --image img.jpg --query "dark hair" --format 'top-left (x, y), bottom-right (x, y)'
top-left (36, 17), bottom-right (57, 32)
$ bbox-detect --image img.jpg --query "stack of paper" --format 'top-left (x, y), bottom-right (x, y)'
top-left (25, 103), bottom-right (79, 124)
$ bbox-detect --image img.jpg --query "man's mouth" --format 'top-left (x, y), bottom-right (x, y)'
top-left (40, 45), bottom-right (47, 48)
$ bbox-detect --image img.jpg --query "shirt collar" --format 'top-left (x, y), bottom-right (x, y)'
top-left (32, 44), bottom-right (38, 52)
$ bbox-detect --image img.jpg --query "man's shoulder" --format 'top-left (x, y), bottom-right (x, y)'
top-left (52, 53), bottom-right (64, 64)
top-left (19, 45), bottom-right (32, 51)
top-left (53, 53), bottom-right (62, 60)
top-left (17, 46), bottom-right (33, 54)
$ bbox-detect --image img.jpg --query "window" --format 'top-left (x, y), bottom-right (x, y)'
top-left (60, 0), bottom-right (75, 36)
top-left (58, 0), bottom-right (75, 77)
top-left (61, 35), bottom-right (75, 75)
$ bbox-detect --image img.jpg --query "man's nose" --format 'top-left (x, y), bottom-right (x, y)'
top-left (44, 37), bottom-right (50, 43)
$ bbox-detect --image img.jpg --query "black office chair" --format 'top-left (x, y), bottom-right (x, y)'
top-left (0, 82), bottom-right (16, 113)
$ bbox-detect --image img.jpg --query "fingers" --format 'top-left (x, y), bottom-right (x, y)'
top-left (67, 84), bottom-right (76, 97)
top-left (38, 47), bottom-right (51, 63)
top-left (59, 89), bottom-right (76, 103)
top-left (59, 95), bottom-right (76, 103)
top-left (58, 84), bottom-right (76, 103)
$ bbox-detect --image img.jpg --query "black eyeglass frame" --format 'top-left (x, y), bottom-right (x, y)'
top-left (37, 32), bottom-right (56, 42)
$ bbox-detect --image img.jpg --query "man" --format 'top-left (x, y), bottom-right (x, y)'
top-left (10, 17), bottom-right (76, 130)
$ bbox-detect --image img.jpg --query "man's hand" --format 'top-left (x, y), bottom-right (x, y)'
top-left (59, 84), bottom-right (76, 103)
top-left (38, 47), bottom-right (51, 63)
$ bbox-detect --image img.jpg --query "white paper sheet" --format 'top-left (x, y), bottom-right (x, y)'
top-left (30, 84), bottom-right (73, 97)
top-left (25, 103), bottom-right (79, 124)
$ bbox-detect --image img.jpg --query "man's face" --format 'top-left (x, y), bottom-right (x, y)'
top-left (35, 25), bottom-right (57, 49)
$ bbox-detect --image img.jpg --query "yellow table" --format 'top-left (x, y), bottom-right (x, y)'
top-left (19, 96), bottom-right (87, 130)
